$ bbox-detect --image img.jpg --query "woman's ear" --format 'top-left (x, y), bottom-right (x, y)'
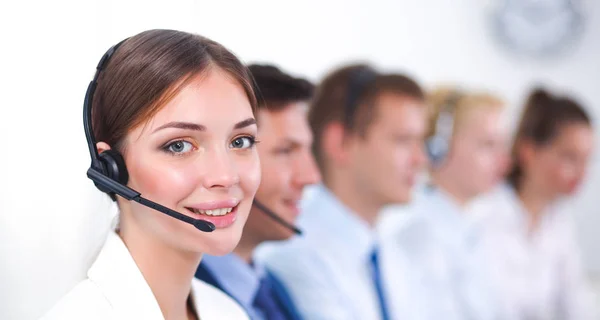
top-left (517, 140), bottom-right (535, 169)
top-left (97, 142), bottom-right (111, 155)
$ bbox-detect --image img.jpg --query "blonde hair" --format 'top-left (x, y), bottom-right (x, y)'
top-left (426, 86), bottom-right (505, 139)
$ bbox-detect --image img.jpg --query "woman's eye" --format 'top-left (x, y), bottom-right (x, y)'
top-left (164, 140), bottom-right (194, 154)
top-left (230, 136), bottom-right (256, 149)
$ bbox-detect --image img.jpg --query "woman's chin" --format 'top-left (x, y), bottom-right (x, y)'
top-left (169, 208), bottom-right (248, 256)
top-left (201, 241), bottom-right (239, 257)
top-left (195, 228), bottom-right (243, 257)
top-left (204, 246), bottom-right (236, 257)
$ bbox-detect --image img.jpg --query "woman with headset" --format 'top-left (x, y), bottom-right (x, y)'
top-left (479, 88), bottom-right (597, 319)
top-left (379, 87), bottom-right (510, 320)
top-left (41, 29), bottom-right (260, 319)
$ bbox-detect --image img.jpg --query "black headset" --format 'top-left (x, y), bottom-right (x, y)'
top-left (83, 39), bottom-right (215, 233)
top-left (252, 200), bottom-right (302, 235)
top-left (425, 91), bottom-right (463, 167)
top-left (247, 69), bottom-right (305, 236)
top-left (344, 66), bottom-right (378, 129)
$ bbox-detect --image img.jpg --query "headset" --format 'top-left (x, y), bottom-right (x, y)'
top-left (344, 66), bottom-right (378, 129)
top-left (246, 69), bottom-right (308, 236)
top-left (425, 91), bottom-right (463, 167)
top-left (83, 39), bottom-right (216, 233)
top-left (253, 200), bottom-right (302, 235)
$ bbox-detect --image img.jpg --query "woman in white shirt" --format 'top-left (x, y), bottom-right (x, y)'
top-left (40, 29), bottom-right (261, 320)
top-left (380, 87), bottom-right (510, 320)
top-left (480, 88), bottom-right (596, 319)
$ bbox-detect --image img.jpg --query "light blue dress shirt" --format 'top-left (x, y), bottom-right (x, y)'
top-left (255, 184), bottom-right (389, 320)
top-left (201, 254), bottom-right (266, 320)
top-left (379, 185), bottom-right (502, 320)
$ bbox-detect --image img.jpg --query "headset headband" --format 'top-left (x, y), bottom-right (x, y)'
top-left (83, 39), bottom-right (128, 171)
top-left (433, 91), bottom-right (463, 138)
top-left (344, 66), bottom-right (378, 129)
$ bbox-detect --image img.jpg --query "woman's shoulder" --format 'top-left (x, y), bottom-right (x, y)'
top-left (39, 279), bottom-right (112, 320)
top-left (191, 278), bottom-right (249, 320)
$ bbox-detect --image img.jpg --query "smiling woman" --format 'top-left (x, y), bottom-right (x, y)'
top-left (40, 29), bottom-right (260, 320)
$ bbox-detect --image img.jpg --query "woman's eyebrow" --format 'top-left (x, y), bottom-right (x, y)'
top-left (234, 118), bottom-right (256, 129)
top-left (153, 121), bottom-right (205, 133)
top-left (153, 118), bottom-right (256, 133)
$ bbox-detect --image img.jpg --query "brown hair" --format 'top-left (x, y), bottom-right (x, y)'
top-left (426, 86), bottom-right (504, 139)
top-left (507, 87), bottom-right (592, 188)
top-left (92, 29), bottom-right (257, 152)
top-left (308, 63), bottom-right (424, 174)
top-left (247, 64), bottom-right (314, 112)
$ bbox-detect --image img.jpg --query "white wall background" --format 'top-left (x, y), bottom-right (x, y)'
top-left (1, 0), bottom-right (599, 319)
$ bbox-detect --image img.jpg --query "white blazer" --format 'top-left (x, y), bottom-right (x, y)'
top-left (40, 231), bottom-right (249, 320)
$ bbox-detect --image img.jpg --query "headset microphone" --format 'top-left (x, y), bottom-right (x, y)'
top-left (84, 39), bottom-right (215, 233)
top-left (253, 200), bottom-right (302, 235)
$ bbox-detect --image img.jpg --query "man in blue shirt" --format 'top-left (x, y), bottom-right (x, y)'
top-left (195, 64), bottom-right (320, 320)
top-left (255, 64), bottom-right (428, 320)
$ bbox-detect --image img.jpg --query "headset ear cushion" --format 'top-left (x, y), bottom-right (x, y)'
top-left (98, 149), bottom-right (129, 185)
top-left (426, 135), bottom-right (448, 166)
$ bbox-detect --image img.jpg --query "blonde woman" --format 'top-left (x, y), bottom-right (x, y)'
top-left (380, 87), bottom-right (510, 320)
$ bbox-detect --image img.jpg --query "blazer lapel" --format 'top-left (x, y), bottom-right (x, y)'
top-left (195, 262), bottom-right (246, 309)
top-left (88, 232), bottom-right (165, 320)
top-left (195, 262), bottom-right (222, 290)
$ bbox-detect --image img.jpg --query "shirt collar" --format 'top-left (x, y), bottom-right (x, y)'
top-left (87, 230), bottom-right (165, 320)
top-left (494, 181), bottom-right (561, 236)
top-left (419, 186), bottom-right (482, 248)
top-left (201, 253), bottom-right (262, 309)
top-left (298, 183), bottom-right (376, 261)
top-left (495, 182), bottom-right (526, 225)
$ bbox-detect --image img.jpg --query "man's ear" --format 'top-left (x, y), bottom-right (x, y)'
top-left (321, 122), bottom-right (350, 166)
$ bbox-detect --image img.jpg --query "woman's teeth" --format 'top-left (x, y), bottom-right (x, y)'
top-left (189, 207), bottom-right (233, 216)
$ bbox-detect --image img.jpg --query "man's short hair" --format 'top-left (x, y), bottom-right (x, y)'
top-left (248, 64), bottom-right (314, 111)
top-left (308, 63), bottom-right (425, 174)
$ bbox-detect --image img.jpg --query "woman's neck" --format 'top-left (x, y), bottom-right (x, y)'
top-left (233, 234), bottom-right (257, 264)
top-left (431, 175), bottom-right (472, 209)
top-left (118, 215), bottom-right (201, 320)
top-left (517, 179), bottom-right (556, 235)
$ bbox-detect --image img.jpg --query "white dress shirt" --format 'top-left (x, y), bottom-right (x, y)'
top-left (475, 183), bottom-right (598, 320)
top-left (40, 230), bottom-right (249, 320)
top-left (255, 184), bottom-right (389, 320)
top-left (378, 185), bottom-right (502, 320)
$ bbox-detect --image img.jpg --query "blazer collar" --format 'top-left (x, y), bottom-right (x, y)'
top-left (88, 231), bottom-right (164, 319)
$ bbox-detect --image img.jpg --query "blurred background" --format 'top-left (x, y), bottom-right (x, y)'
top-left (0, 0), bottom-right (599, 319)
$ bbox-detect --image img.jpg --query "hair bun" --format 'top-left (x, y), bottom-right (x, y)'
top-left (526, 87), bottom-right (553, 110)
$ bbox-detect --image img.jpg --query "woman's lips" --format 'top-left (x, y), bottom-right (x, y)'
top-left (185, 204), bottom-right (239, 229)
